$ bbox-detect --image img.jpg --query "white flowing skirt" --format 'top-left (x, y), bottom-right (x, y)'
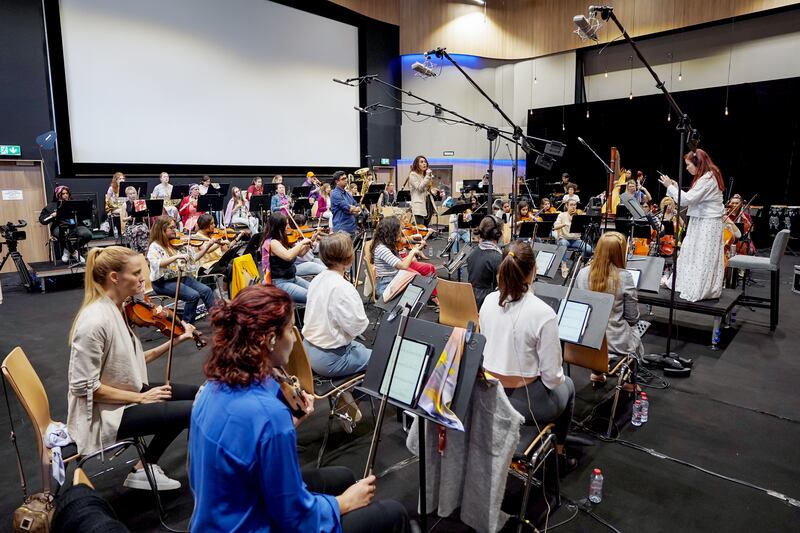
top-left (674, 216), bottom-right (725, 302)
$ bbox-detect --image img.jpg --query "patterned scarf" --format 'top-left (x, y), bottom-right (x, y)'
top-left (418, 327), bottom-right (466, 431)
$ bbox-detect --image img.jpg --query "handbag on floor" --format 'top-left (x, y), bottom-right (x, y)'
top-left (4, 376), bottom-right (55, 532)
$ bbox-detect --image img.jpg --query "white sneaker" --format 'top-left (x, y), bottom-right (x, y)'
top-left (123, 464), bottom-right (181, 491)
top-left (560, 262), bottom-right (570, 278)
top-left (337, 391), bottom-right (362, 434)
top-left (61, 249), bottom-right (71, 263)
top-left (72, 251), bottom-right (85, 264)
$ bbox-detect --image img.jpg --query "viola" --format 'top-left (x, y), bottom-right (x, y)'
top-left (272, 367), bottom-right (308, 419)
top-left (125, 294), bottom-right (207, 349)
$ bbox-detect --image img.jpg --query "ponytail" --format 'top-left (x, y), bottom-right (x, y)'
top-left (497, 241), bottom-right (536, 306)
top-left (70, 246), bottom-right (138, 343)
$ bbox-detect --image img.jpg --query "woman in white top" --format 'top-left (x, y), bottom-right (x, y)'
top-left (147, 216), bottom-right (218, 324)
top-left (407, 155), bottom-right (436, 226)
top-left (224, 186), bottom-right (259, 234)
top-left (68, 246), bottom-right (198, 491)
top-left (302, 232), bottom-right (371, 377)
top-left (658, 149), bottom-right (726, 301)
top-left (150, 172), bottom-right (180, 221)
top-left (479, 241), bottom-right (575, 457)
top-left (105, 172), bottom-right (125, 235)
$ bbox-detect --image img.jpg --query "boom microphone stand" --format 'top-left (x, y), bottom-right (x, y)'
top-left (587, 6), bottom-right (696, 373)
top-left (577, 136), bottom-right (614, 232)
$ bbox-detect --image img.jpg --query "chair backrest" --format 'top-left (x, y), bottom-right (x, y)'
top-left (285, 327), bottom-right (316, 395)
top-left (2, 347), bottom-right (53, 459)
top-left (770, 229), bottom-right (791, 267)
top-left (363, 240), bottom-right (377, 302)
top-left (563, 337), bottom-right (609, 373)
top-left (437, 278), bottom-right (480, 329)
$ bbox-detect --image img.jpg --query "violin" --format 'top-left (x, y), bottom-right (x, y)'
top-left (286, 225), bottom-right (326, 245)
top-left (169, 231), bottom-right (205, 248)
top-left (211, 227), bottom-right (239, 240)
top-left (125, 294), bottom-right (207, 349)
top-left (272, 367), bottom-right (309, 419)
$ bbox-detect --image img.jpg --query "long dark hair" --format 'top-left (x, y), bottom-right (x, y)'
top-left (370, 215), bottom-right (401, 263)
top-left (266, 212), bottom-right (290, 247)
top-left (205, 285), bottom-right (293, 387)
top-left (410, 155), bottom-right (428, 174)
top-left (497, 241), bottom-right (536, 307)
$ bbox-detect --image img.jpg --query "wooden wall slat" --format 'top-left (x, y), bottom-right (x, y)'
top-left (329, 0), bottom-right (799, 59)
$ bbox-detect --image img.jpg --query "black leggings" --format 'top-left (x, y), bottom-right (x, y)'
top-left (116, 382), bottom-right (198, 464)
top-left (301, 466), bottom-right (411, 533)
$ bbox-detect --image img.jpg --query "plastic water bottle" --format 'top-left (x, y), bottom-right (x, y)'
top-left (639, 393), bottom-right (649, 423)
top-left (631, 400), bottom-right (642, 427)
top-left (112, 221), bottom-right (119, 238)
top-left (731, 311), bottom-right (737, 325)
top-left (588, 468), bottom-right (604, 504)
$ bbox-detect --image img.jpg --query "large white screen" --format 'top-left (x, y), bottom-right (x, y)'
top-left (58, 0), bottom-right (360, 167)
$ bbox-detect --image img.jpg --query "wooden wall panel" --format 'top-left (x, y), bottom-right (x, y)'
top-left (0, 160), bottom-right (50, 273)
top-left (329, 0), bottom-right (800, 59)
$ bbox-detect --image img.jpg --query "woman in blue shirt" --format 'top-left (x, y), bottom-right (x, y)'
top-left (189, 285), bottom-right (410, 532)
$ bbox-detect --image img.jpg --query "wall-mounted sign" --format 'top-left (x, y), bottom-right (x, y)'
top-left (1, 190), bottom-right (24, 201)
top-left (443, 151), bottom-right (455, 156)
top-left (0, 145), bottom-right (21, 156)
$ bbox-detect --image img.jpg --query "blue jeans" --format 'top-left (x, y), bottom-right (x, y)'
top-left (151, 276), bottom-right (215, 324)
top-left (376, 274), bottom-right (397, 297)
top-left (303, 339), bottom-right (371, 378)
top-left (557, 238), bottom-right (593, 261)
top-left (295, 259), bottom-right (325, 277)
top-left (273, 276), bottom-right (310, 304)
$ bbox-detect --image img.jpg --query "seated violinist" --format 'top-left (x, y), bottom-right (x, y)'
top-left (194, 213), bottom-right (247, 274)
top-left (260, 212), bottom-right (315, 304)
top-left (370, 216), bottom-right (438, 304)
top-left (147, 217), bottom-right (217, 324)
top-left (291, 214), bottom-right (326, 277)
top-left (515, 200), bottom-right (535, 229)
top-left (727, 194), bottom-right (755, 255)
top-left (539, 197), bottom-right (556, 214)
top-left (67, 245), bottom-right (198, 492)
top-left (188, 285), bottom-right (411, 532)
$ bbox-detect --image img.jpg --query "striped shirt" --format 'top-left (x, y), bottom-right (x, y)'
top-left (373, 243), bottom-right (401, 278)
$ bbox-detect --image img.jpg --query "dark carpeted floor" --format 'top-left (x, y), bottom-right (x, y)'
top-left (1, 246), bottom-right (799, 532)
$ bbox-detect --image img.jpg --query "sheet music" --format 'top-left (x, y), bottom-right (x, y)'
top-left (536, 251), bottom-right (555, 275)
top-left (379, 337), bottom-right (430, 406)
top-left (556, 300), bottom-right (591, 344)
top-left (626, 268), bottom-right (641, 288)
top-left (396, 284), bottom-right (423, 312)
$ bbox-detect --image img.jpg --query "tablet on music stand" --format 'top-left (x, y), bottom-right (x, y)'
top-left (379, 336), bottom-right (433, 408)
top-left (535, 250), bottom-right (555, 275)
top-left (625, 268), bottom-right (642, 288)
top-left (556, 300), bottom-right (591, 344)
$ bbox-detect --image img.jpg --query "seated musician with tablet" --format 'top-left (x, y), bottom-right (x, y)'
top-left (575, 232), bottom-right (643, 386)
top-left (479, 241), bottom-right (576, 467)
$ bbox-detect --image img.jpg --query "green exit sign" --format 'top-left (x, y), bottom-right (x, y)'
top-left (0, 145), bottom-right (21, 156)
top-left (380, 158), bottom-right (390, 165)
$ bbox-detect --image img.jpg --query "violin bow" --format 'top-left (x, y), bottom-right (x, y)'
top-left (165, 260), bottom-right (184, 385)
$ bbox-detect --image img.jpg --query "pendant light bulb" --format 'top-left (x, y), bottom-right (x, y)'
top-left (725, 106), bottom-right (729, 116)
top-left (629, 92), bottom-right (633, 100)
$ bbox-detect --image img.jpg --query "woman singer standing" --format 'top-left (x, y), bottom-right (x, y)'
top-left (407, 155), bottom-right (437, 227)
top-left (658, 149), bottom-right (726, 301)
top-left (67, 245), bottom-right (198, 491)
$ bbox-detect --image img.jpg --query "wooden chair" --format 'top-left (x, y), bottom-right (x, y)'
top-left (436, 278), bottom-right (480, 329)
top-left (2, 347), bottom-right (185, 531)
top-left (563, 337), bottom-right (635, 437)
top-left (286, 327), bottom-right (367, 468)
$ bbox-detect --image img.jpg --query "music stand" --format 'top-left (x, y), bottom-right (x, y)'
top-left (242, 232), bottom-right (263, 258)
top-left (533, 243), bottom-right (568, 279)
top-left (631, 222), bottom-right (651, 239)
top-left (661, 220), bottom-right (675, 236)
top-left (457, 214), bottom-right (484, 229)
top-left (461, 179), bottom-right (481, 192)
top-left (293, 198), bottom-right (312, 214)
top-left (568, 215), bottom-right (592, 235)
top-left (292, 186), bottom-right (311, 198)
top-left (262, 183), bottom-right (278, 196)
top-left (144, 199), bottom-right (167, 218)
top-left (205, 240), bottom-right (248, 276)
top-left (396, 191), bottom-right (411, 203)
top-left (619, 192), bottom-right (646, 221)
top-left (170, 185), bottom-right (191, 200)
top-left (439, 203), bottom-right (472, 217)
top-left (375, 274), bottom-right (438, 315)
top-left (368, 183), bottom-right (386, 194)
top-left (56, 200), bottom-right (93, 226)
top-left (361, 192), bottom-right (381, 209)
top-left (625, 256), bottom-right (666, 293)
top-left (540, 213), bottom-right (558, 224)
top-left (207, 183), bottom-right (230, 196)
top-left (532, 282), bottom-right (614, 350)
top-left (535, 221), bottom-right (555, 240)
top-left (198, 195), bottom-right (224, 213)
top-left (358, 315), bottom-right (485, 532)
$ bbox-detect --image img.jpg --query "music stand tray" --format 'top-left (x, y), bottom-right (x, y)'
top-left (361, 192), bottom-right (381, 208)
top-left (206, 241), bottom-right (247, 276)
top-left (375, 274), bottom-right (438, 315)
top-left (144, 199), bottom-right (166, 217)
top-left (533, 243), bottom-right (567, 279)
top-left (457, 214), bottom-right (484, 229)
top-left (198, 195), bottom-right (224, 212)
top-left (533, 282), bottom-right (614, 350)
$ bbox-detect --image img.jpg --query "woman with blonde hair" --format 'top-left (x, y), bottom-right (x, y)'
top-left (67, 246), bottom-right (198, 491)
top-left (147, 216), bottom-right (217, 324)
top-left (575, 231), bottom-right (643, 384)
top-left (105, 171), bottom-right (126, 235)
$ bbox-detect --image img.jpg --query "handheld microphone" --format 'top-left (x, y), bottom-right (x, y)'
top-left (411, 61), bottom-right (437, 78)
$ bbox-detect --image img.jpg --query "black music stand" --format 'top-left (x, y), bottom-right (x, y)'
top-left (205, 240), bottom-right (248, 277)
top-left (292, 186), bottom-right (311, 198)
top-left (198, 195), bottom-right (224, 213)
top-left (249, 196), bottom-right (271, 220)
top-left (358, 316), bottom-right (486, 532)
top-left (439, 203), bottom-right (472, 218)
top-left (262, 183), bottom-right (278, 196)
top-left (568, 215), bottom-right (591, 235)
top-left (517, 222), bottom-right (537, 239)
top-left (293, 198), bottom-right (312, 214)
top-left (56, 200), bottom-right (93, 226)
top-left (361, 192), bottom-right (381, 209)
top-left (144, 199), bottom-right (167, 218)
top-left (121, 181), bottom-right (148, 198)
top-left (396, 191), bottom-right (411, 204)
top-left (625, 256), bottom-right (666, 293)
top-left (375, 274), bottom-right (439, 315)
top-left (461, 179), bottom-right (481, 193)
top-left (457, 214), bottom-right (484, 229)
top-left (170, 185), bottom-right (191, 200)
top-left (242, 232), bottom-right (263, 259)
top-left (532, 282), bottom-right (614, 350)
top-left (533, 243), bottom-right (567, 279)
top-left (368, 184), bottom-right (386, 194)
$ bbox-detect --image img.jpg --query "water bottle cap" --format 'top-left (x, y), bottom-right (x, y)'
top-left (641, 393), bottom-right (648, 399)
top-left (634, 399), bottom-right (641, 404)
top-left (593, 468), bottom-right (602, 475)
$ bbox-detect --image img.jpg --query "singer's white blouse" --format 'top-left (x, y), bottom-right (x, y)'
top-left (667, 171), bottom-right (724, 219)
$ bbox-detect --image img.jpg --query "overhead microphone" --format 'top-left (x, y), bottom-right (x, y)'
top-left (333, 78), bottom-right (352, 86)
top-left (573, 14), bottom-right (600, 41)
top-left (353, 106), bottom-right (372, 114)
top-left (411, 61), bottom-right (437, 78)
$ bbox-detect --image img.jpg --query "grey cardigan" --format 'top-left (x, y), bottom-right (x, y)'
top-left (575, 266), bottom-right (644, 357)
top-left (407, 377), bottom-right (525, 533)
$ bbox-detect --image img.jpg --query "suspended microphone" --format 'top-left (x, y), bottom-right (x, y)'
top-left (354, 106), bottom-right (374, 114)
top-left (573, 15), bottom-right (600, 41)
top-left (411, 61), bottom-right (437, 78)
top-left (577, 136), bottom-right (589, 146)
top-left (333, 78), bottom-right (352, 86)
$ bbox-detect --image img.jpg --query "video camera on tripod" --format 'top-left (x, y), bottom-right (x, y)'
top-left (0, 220), bottom-right (35, 292)
top-left (0, 220), bottom-right (27, 245)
